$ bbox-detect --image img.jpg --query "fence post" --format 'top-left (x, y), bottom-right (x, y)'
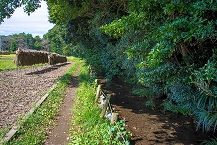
top-left (100, 94), bottom-right (111, 118)
top-left (95, 84), bottom-right (102, 103)
top-left (111, 113), bottom-right (119, 124)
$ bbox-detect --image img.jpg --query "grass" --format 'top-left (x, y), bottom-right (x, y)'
top-left (2, 56), bottom-right (80, 145)
top-left (0, 127), bottom-right (10, 141)
top-left (0, 54), bottom-right (46, 72)
top-left (1, 56), bottom-right (131, 144)
top-left (69, 60), bottom-right (131, 145)
top-left (0, 54), bottom-right (17, 71)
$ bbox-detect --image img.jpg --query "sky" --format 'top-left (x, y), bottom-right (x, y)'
top-left (0, 1), bottom-right (55, 38)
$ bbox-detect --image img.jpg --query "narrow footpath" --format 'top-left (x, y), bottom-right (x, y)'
top-left (44, 67), bottom-right (79, 145)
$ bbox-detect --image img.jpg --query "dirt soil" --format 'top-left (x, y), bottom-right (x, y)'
top-left (0, 63), bottom-right (72, 131)
top-left (44, 66), bottom-right (79, 145)
top-left (102, 78), bottom-right (215, 145)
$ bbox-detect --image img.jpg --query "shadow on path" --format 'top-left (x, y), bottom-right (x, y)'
top-left (26, 62), bottom-right (70, 75)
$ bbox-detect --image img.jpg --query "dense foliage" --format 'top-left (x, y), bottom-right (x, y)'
top-left (46, 0), bottom-right (217, 133)
top-left (102, 0), bottom-right (217, 133)
top-left (0, 0), bottom-right (41, 24)
top-left (1, 0), bottom-right (216, 134)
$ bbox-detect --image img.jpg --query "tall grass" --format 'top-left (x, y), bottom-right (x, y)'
top-left (3, 56), bottom-right (80, 144)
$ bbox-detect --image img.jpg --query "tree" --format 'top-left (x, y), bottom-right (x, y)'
top-left (10, 40), bottom-right (17, 52)
top-left (34, 41), bottom-right (41, 50)
top-left (0, 0), bottom-right (42, 24)
top-left (45, 0), bottom-right (130, 77)
top-left (9, 33), bottom-right (34, 48)
top-left (34, 35), bottom-right (41, 42)
top-left (25, 33), bottom-right (34, 49)
top-left (33, 35), bottom-right (42, 50)
top-left (101, 0), bottom-right (217, 132)
top-left (44, 25), bottom-right (65, 54)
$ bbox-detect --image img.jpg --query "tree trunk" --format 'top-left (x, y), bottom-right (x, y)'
top-left (179, 44), bottom-right (190, 66)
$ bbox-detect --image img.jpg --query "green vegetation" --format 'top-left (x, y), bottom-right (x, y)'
top-left (1, 0), bottom-right (217, 143)
top-left (44, 0), bottom-right (216, 134)
top-left (10, 41), bottom-right (17, 52)
top-left (1, 57), bottom-right (130, 144)
top-left (202, 137), bottom-right (217, 145)
top-left (0, 127), bottom-right (9, 141)
top-left (0, 1), bottom-right (42, 24)
top-left (0, 54), bottom-right (16, 71)
top-left (3, 56), bottom-right (79, 144)
top-left (69, 59), bottom-right (131, 145)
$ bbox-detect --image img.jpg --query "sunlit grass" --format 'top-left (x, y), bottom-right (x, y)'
top-left (69, 63), bottom-right (108, 144)
top-left (69, 59), bottom-right (131, 145)
top-left (0, 54), bottom-right (17, 71)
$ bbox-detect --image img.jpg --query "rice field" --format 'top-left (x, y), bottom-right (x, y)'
top-left (0, 54), bottom-right (17, 71)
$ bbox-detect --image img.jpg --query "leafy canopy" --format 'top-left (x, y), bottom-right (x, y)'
top-left (0, 0), bottom-right (42, 24)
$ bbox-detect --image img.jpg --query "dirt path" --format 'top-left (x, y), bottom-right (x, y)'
top-left (103, 78), bottom-right (214, 145)
top-left (44, 67), bottom-right (79, 145)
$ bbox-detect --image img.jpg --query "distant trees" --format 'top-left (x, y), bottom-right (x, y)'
top-left (9, 33), bottom-right (34, 49)
top-left (2, 33), bottom-right (49, 52)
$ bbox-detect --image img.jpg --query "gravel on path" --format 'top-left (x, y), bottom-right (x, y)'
top-left (0, 63), bottom-right (72, 131)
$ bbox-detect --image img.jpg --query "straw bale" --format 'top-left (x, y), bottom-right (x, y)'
top-left (14, 48), bottom-right (49, 67)
top-left (48, 53), bottom-right (55, 65)
top-left (14, 48), bottom-right (66, 67)
top-left (48, 53), bottom-right (67, 65)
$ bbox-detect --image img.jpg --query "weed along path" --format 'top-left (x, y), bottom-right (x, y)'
top-left (44, 67), bottom-right (80, 145)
